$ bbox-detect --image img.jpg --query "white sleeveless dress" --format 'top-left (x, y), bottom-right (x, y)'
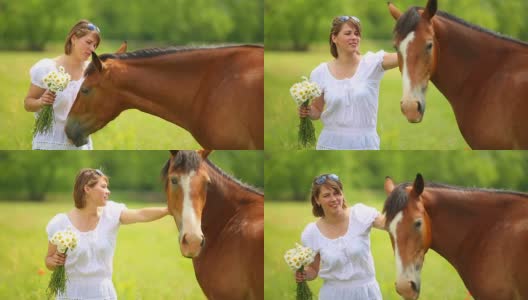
top-left (301, 204), bottom-right (382, 300)
top-left (310, 51), bottom-right (386, 150)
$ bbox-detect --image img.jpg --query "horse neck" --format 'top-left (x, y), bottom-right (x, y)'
top-left (110, 51), bottom-right (223, 131)
top-left (424, 188), bottom-right (519, 269)
top-left (200, 162), bottom-right (261, 240)
top-left (430, 15), bottom-right (521, 105)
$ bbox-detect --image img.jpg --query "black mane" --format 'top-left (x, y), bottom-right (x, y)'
top-left (393, 6), bottom-right (528, 47)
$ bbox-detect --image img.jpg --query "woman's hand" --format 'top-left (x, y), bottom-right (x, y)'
top-left (39, 90), bottom-right (56, 106)
top-left (295, 267), bottom-right (316, 282)
top-left (295, 269), bottom-right (307, 282)
top-left (48, 251), bottom-right (67, 268)
top-left (298, 105), bottom-right (312, 118)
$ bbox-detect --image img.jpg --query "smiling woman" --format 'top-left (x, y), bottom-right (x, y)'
top-left (23, 20), bottom-right (102, 150)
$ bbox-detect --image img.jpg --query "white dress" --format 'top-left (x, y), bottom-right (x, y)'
top-left (310, 51), bottom-right (386, 150)
top-left (29, 58), bottom-right (93, 150)
top-left (301, 204), bottom-right (382, 300)
top-left (46, 201), bottom-right (126, 300)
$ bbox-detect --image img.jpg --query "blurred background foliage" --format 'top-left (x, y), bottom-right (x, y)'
top-left (0, 151), bottom-right (264, 201)
top-left (0, 0), bottom-right (263, 51)
top-left (265, 0), bottom-right (528, 50)
top-left (265, 151), bottom-right (528, 200)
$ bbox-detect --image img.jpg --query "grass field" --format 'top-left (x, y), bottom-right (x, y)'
top-left (0, 201), bottom-right (205, 299)
top-left (0, 41), bottom-right (200, 149)
top-left (265, 197), bottom-right (472, 299)
top-left (264, 41), bottom-right (470, 150)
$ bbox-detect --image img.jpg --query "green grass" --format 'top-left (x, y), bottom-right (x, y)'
top-left (265, 196), bottom-right (471, 299)
top-left (0, 41), bottom-right (200, 149)
top-left (264, 40), bottom-right (470, 150)
top-left (0, 201), bottom-right (205, 299)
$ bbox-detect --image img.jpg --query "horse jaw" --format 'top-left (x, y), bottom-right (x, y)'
top-left (65, 118), bottom-right (89, 146)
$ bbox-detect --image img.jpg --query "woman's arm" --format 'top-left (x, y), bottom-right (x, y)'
top-left (382, 52), bottom-right (399, 70)
top-left (119, 206), bottom-right (170, 225)
top-left (45, 242), bottom-right (66, 271)
top-left (298, 95), bottom-right (325, 120)
top-left (372, 213), bottom-right (387, 231)
top-left (295, 253), bottom-right (320, 282)
top-left (24, 84), bottom-right (55, 112)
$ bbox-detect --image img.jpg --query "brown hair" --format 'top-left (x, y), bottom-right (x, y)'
top-left (310, 176), bottom-right (347, 217)
top-left (73, 168), bottom-right (108, 208)
top-left (64, 20), bottom-right (101, 55)
top-left (329, 16), bottom-right (362, 58)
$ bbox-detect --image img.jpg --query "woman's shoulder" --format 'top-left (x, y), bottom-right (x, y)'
top-left (301, 221), bottom-right (319, 241)
top-left (31, 58), bottom-right (56, 70)
top-left (46, 213), bottom-right (68, 235)
top-left (362, 50), bottom-right (385, 64)
top-left (350, 203), bottom-right (379, 225)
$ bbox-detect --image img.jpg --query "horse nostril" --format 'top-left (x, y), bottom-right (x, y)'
top-left (200, 235), bottom-right (205, 247)
top-left (410, 281), bottom-right (419, 293)
top-left (181, 234), bottom-right (188, 245)
top-left (416, 101), bottom-right (422, 114)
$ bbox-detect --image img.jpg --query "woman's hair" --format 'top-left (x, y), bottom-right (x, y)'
top-left (73, 168), bottom-right (108, 208)
top-left (310, 175), bottom-right (347, 217)
top-left (64, 20), bottom-right (101, 55)
top-left (329, 16), bottom-right (362, 58)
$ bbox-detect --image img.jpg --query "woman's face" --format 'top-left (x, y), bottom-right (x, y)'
top-left (332, 23), bottom-right (361, 55)
top-left (317, 185), bottom-right (345, 215)
top-left (86, 177), bottom-right (110, 207)
top-left (72, 32), bottom-right (99, 61)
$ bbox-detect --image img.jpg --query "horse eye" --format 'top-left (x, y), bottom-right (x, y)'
top-left (414, 219), bottom-right (422, 229)
top-left (80, 87), bottom-right (89, 95)
top-left (393, 45), bottom-right (398, 52)
top-left (171, 177), bottom-right (178, 185)
top-left (426, 42), bottom-right (433, 51)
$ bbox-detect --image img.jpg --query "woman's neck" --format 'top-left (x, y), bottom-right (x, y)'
top-left (74, 203), bottom-right (99, 217)
top-left (322, 207), bottom-right (348, 224)
top-left (58, 54), bottom-right (85, 70)
top-left (335, 52), bottom-right (360, 65)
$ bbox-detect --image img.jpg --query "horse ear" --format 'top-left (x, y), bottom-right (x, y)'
top-left (169, 150), bottom-right (179, 157)
top-left (116, 41), bottom-right (127, 54)
top-left (412, 173), bottom-right (425, 196)
top-left (198, 149), bottom-right (212, 159)
top-left (91, 52), bottom-right (103, 73)
top-left (384, 176), bottom-right (395, 195)
top-left (388, 2), bottom-right (402, 20)
top-left (422, 0), bottom-right (437, 21)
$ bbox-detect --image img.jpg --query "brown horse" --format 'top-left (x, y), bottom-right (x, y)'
top-left (161, 150), bottom-right (264, 299)
top-left (383, 174), bottom-right (528, 300)
top-left (65, 44), bottom-right (263, 149)
top-left (388, 0), bottom-right (528, 149)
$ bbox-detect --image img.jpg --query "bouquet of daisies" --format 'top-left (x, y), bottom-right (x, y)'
top-left (34, 66), bottom-right (71, 136)
top-left (284, 243), bottom-right (317, 300)
top-left (290, 77), bottom-right (322, 149)
top-left (46, 227), bottom-right (78, 299)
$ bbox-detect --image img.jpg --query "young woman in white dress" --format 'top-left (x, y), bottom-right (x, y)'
top-left (24, 20), bottom-right (101, 150)
top-left (296, 174), bottom-right (386, 300)
top-left (45, 169), bottom-right (170, 299)
top-left (299, 16), bottom-right (399, 150)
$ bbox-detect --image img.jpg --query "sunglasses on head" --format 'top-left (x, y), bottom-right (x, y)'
top-left (314, 174), bottom-right (340, 185)
top-left (337, 16), bottom-right (361, 24)
top-left (85, 23), bottom-right (100, 33)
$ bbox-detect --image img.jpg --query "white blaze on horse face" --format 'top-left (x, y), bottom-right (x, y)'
top-left (180, 170), bottom-right (203, 240)
top-left (389, 211), bottom-right (404, 278)
top-left (400, 31), bottom-right (416, 100)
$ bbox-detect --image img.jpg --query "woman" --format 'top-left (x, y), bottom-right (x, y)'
top-left (296, 173), bottom-right (386, 300)
top-left (45, 168), bottom-right (170, 299)
top-left (299, 16), bottom-right (399, 150)
top-left (24, 20), bottom-right (101, 150)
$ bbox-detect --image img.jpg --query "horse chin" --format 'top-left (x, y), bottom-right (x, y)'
top-left (65, 118), bottom-right (89, 146)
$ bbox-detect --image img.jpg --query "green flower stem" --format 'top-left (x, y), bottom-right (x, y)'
top-left (46, 249), bottom-right (68, 299)
top-left (296, 266), bottom-right (313, 300)
top-left (298, 101), bottom-right (316, 149)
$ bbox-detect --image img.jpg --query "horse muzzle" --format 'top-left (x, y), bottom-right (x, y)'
top-left (395, 277), bottom-right (421, 300)
top-left (400, 99), bottom-right (425, 123)
top-left (65, 118), bottom-right (89, 146)
top-left (179, 233), bottom-right (205, 258)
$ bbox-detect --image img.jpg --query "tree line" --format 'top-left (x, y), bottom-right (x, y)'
top-left (0, 151), bottom-right (263, 201)
top-left (265, 0), bottom-right (528, 50)
top-left (0, 0), bottom-right (263, 51)
top-left (265, 151), bottom-right (528, 200)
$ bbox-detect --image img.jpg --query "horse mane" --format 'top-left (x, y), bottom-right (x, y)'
top-left (394, 6), bottom-right (528, 47)
top-left (160, 151), bottom-right (263, 196)
top-left (383, 181), bottom-right (528, 224)
top-left (100, 44), bottom-right (263, 61)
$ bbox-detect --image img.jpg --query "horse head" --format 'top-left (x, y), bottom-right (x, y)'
top-left (163, 150), bottom-right (212, 258)
top-left (383, 174), bottom-right (432, 300)
top-left (65, 42), bottom-right (128, 146)
top-left (389, 0), bottom-right (439, 123)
